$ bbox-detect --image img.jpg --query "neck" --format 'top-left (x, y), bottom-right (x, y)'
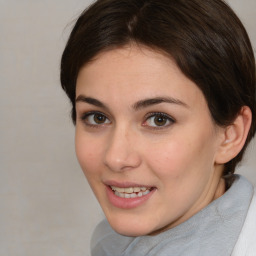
top-left (213, 177), bottom-right (226, 200)
top-left (150, 164), bottom-right (226, 236)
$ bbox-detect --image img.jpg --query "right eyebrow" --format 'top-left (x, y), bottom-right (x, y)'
top-left (75, 95), bottom-right (109, 111)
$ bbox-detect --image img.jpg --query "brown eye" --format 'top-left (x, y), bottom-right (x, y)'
top-left (153, 115), bottom-right (168, 126)
top-left (94, 113), bottom-right (107, 124)
top-left (144, 113), bottom-right (174, 128)
top-left (81, 112), bottom-right (111, 126)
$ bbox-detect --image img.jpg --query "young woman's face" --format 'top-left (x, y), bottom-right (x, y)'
top-left (75, 46), bottom-right (225, 236)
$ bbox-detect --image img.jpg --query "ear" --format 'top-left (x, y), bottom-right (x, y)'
top-left (215, 106), bottom-right (252, 164)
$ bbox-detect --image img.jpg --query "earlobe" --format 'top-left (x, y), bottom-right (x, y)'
top-left (215, 106), bottom-right (252, 164)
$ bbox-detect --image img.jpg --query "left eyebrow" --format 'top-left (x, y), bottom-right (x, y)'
top-left (132, 97), bottom-right (188, 110)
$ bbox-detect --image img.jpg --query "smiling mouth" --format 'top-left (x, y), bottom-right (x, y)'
top-left (110, 186), bottom-right (154, 198)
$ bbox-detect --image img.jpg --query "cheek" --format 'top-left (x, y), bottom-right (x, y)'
top-left (75, 131), bottom-right (103, 177)
top-left (146, 139), bottom-right (191, 177)
top-left (146, 132), bottom-right (214, 180)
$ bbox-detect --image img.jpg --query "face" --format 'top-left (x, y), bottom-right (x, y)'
top-left (75, 45), bottom-right (225, 236)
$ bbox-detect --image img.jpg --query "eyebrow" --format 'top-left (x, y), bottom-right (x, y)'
top-left (75, 95), bottom-right (188, 111)
top-left (76, 95), bottom-right (109, 110)
top-left (132, 97), bottom-right (188, 110)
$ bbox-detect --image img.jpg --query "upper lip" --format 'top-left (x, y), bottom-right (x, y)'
top-left (104, 180), bottom-right (155, 189)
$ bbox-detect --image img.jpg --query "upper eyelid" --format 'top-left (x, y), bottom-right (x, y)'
top-left (79, 111), bottom-right (110, 125)
top-left (79, 111), bottom-right (111, 127)
top-left (144, 112), bottom-right (176, 122)
top-left (79, 111), bottom-right (174, 118)
top-left (78, 110), bottom-right (176, 126)
top-left (80, 111), bottom-right (109, 119)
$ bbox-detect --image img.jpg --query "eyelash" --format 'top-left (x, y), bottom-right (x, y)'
top-left (80, 111), bottom-right (111, 128)
top-left (79, 111), bottom-right (175, 129)
top-left (142, 112), bottom-right (175, 129)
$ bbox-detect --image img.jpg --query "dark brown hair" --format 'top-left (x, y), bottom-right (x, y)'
top-left (60, 0), bottom-right (256, 175)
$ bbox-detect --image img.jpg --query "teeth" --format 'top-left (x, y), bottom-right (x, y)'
top-left (111, 186), bottom-right (152, 198)
top-left (133, 187), bottom-right (141, 192)
top-left (142, 190), bottom-right (150, 196)
top-left (111, 186), bottom-right (151, 193)
top-left (124, 187), bottom-right (133, 193)
top-left (130, 193), bottom-right (136, 198)
top-left (112, 186), bottom-right (125, 193)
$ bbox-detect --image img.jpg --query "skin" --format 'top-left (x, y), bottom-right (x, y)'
top-left (75, 45), bottom-right (226, 236)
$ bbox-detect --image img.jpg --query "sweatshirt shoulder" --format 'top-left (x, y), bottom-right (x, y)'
top-left (90, 219), bottom-right (135, 256)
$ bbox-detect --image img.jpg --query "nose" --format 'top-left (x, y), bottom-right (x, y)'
top-left (103, 126), bottom-right (141, 172)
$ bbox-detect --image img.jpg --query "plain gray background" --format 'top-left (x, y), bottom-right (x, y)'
top-left (0, 1), bottom-right (255, 255)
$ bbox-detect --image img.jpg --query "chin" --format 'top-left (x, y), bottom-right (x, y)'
top-left (107, 216), bottom-right (156, 237)
top-left (113, 225), bottom-right (150, 237)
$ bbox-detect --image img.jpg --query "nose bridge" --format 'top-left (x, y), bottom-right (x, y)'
top-left (103, 123), bottom-right (141, 172)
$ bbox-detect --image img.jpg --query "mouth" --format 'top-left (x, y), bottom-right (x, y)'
top-left (104, 181), bottom-right (156, 209)
top-left (110, 186), bottom-right (154, 199)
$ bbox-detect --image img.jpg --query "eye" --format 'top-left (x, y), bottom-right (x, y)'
top-left (80, 112), bottom-right (111, 126)
top-left (143, 112), bottom-right (175, 128)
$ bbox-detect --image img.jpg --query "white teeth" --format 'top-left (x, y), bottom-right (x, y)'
top-left (111, 186), bottom-right (152, 198)
top-left (112, 186), bottom-right (125, 193)
top-left (115, 191), bottom-right (125, 198)
top-left (111, 186), bottom-right (151, 194)
top-left (133, 187), bottom-right (141, 192)
top-left (124, 187), bottom-right (133, 193)
top-left (130, 193), bottom-right (136, 198)
top-left (124, 193), bottom-right (130, 198)
top-left (142, 190), bottom-right (150, 196)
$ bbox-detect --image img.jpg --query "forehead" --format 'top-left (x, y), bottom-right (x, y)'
top-left (76, 45), bottom-right (207, 110)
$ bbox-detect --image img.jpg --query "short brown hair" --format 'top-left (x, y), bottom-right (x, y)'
top-left (60, 0), bottom-right (256, 175)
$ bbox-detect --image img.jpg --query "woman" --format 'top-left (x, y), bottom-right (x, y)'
top-left (60, 0), bottom-right (256, 255)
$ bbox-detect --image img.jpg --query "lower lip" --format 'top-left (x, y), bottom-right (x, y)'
top-left (106, 186), bottom-right (156, 209)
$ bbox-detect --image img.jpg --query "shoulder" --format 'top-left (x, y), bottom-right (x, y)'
top-left (91, 219), bottom-right (114, 245)
top-left (90, 219), bottom-right (115, 255)
top-left (90, 219), bottom-right (135, 256)
top-left (232, 187), bottom-right (256, 256)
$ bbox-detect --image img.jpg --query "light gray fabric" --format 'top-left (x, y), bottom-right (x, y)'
top-left (91, 175), bottom-right (254, 256)
top-left (232, 188), bottom-right (256, 255)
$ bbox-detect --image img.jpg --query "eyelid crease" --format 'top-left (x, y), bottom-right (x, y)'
top-left (79, 111), bottom-right (111, 127)
top-left (80, 111), bottom-right (107, 120)
top-left (144, 112), bottom-right (176, 122)
top-left (142, 112), bottom-right (176, 130)
top-left (78, 110), bottom-right (175, 130)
